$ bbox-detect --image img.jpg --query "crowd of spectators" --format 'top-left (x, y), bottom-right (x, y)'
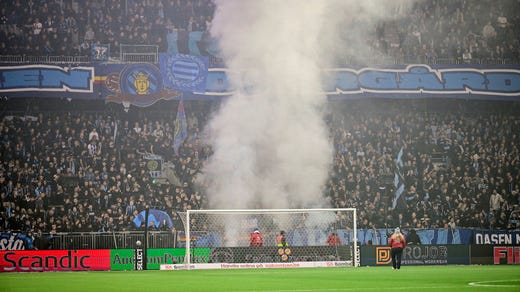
top-left (358, 0), bottom-right (520, 64)
top-left (0, 100), bottom-right (213, 237)
top-left (1, 99), bottom-right (519, 239)
top-left (326, 100), bottom-right (520, 232)
top-left (0, 0), bottom-right (215, 57)
top-left (1, 0), bottom-right (519, 63)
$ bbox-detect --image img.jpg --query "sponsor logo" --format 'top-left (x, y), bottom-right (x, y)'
top-left (0, 250), bottom-right (110, 272)
top-left (494, 246), bottom-right (520, 264)
top-left (376, 246), bottom-right (448, 265)
top-left (376, 247), bottom-right (391, 264)
top-left (475, 233), bottom-right (520, 245)
top-left (135, 248), bottom-right (143, 270)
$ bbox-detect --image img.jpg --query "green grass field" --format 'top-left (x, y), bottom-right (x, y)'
top-left (1, 265), bottom-right (519, 291)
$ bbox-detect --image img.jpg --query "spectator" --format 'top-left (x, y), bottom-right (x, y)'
top-left (489, 189), bottom-right (504, 218)
top-left (406, 229), bottom-right (421, 245)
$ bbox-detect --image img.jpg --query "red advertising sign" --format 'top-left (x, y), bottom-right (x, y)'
top-left (493, 246), bottom-right (520, 264)
top-left (0, 250), bottom-right (111, 272)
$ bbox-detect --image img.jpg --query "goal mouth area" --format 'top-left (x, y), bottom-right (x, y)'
top-left (179, 208), bottom-right (358, 269)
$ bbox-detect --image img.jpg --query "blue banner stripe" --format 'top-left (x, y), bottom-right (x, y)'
top-left (173, 75), bottom-right (196, 82)
top-left (173, 69), bottom-right (199, 76)
top-left (174, 62), bottom-right (199, 70)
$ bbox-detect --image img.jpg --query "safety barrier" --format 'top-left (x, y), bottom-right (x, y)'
top-left (41, 231), bottom-right (176, 250)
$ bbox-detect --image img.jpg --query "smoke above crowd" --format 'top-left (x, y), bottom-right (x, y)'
top-left (199, 0), bottom-right (413, 210)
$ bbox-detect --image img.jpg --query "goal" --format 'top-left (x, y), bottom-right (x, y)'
top-left (176, 208), bottom-right (358, 270)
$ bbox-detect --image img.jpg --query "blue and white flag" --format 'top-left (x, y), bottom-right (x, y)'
top-left (397, 147), bottom-right (404, 167)
top-left (159, 53), bottom-right (209, 93)
top-left (393, 147), bottom-right (405, 209)
top-left (392, 183), bottom-right (405, 209)
top-left (173, 97), bottom-right (188, 154)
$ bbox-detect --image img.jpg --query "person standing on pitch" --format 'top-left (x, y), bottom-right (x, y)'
top-left (389, 227), bottom-right (406, 270)
top-left (326, 231), bottom-right (342, 246)
top-left (249, 228), bottom-right (264, 247)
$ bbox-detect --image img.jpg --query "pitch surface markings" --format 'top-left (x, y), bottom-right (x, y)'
top-left (468, 279), bottom-right (520, 287)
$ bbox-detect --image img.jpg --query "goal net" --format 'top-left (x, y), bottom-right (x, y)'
top-left (174, 208), bottom-right (358, 270)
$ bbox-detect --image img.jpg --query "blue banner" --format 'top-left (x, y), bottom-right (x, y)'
top-left (99, 63), bottom-right (181, 107)
top-left (159, 53), bottom-right (209, 93)
top-left (1, 64), bottom-right (518, 101)
top-left (133, 209), bottom-right (174, 229)
top-left (0, 65), bottom-right (94, 94)
top-left (181, 228), bottom-right (518, 247)
top-left (0, 232), bottom-right (34, 250)
top-left (473, 229), bottom-right (520, 245)
top-left (204, 65), bottom-right (520, 100)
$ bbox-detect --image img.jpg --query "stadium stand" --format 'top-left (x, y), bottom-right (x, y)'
top-left (0, 0), bottom-right (518, 64)
top-left (0, 0), bottom-right (519, 249)
top-left (1, 98), bottom-right (519, 238)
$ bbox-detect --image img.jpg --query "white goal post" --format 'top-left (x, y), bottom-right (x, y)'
top-left (175, 208), bottom-right (358, 270)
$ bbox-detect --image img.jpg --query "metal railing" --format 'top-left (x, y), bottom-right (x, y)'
top-left (43, 231), bottom-right (177, 250)
top-left (345, 55), bottom-right (517, 65)
top-left (120, 44), bottom-right (159, 63)
top-left (0, 55), bottom-right (91, 64)
top-left (0, 53), bottom-right (516, 65)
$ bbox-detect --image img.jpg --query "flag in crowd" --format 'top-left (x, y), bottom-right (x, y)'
top-left (173, 97), bottom-right (188, 154)
top-left (392, 147), bottom-right (405, 209)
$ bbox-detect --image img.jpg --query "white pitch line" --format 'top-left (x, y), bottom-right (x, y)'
top-left (468, 279), bottom-right (520, 287)
top-left (237, 286), bottom-right (461, 292)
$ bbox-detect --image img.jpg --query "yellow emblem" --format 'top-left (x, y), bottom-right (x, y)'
top-left (132, 72), bottom-right (150, 95)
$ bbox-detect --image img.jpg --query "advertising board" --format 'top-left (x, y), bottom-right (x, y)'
top-left (0, 250), bottom-right (110, 272)
top-left (361, 245), bottom-right (469, 266)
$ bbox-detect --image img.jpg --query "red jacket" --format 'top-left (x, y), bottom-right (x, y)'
top-left (389, 233), bottom-right (406, 249)
top-left (249, 232), bottom-right (263, 247)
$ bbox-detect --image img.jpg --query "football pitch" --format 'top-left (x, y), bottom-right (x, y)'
top-left (1, 265), bottom-right (519, 291)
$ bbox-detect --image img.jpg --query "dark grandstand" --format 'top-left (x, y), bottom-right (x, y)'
top-left (0, 0), bottom-right (519, 250)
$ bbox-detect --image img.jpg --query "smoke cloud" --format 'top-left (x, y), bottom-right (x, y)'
top-left (199, 0), bottom-right (413, 210)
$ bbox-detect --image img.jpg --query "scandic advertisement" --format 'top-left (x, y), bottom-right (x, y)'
top-left (9, 245), bottom-right (519, 272)
top-left (0, 250), bottom-right (111, 272)
top-left (1, 247), bottom-right (345, 272)
top-left (0, 249), bottom-right (212, 272)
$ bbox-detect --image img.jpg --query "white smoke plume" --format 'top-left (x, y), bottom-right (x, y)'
top-left (199, 0), bottom-right (414, 210)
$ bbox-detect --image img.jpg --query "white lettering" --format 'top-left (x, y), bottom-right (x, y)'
top-left (476, 234), bottom-right (483, 244)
